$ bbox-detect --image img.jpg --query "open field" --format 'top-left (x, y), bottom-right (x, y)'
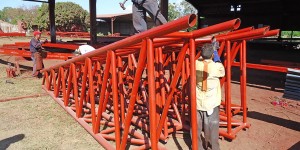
top-left (0, 37), bottom-right (299, 149)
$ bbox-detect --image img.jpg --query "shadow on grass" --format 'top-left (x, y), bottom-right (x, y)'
top-left (0, 134), bottom-right (25, 149)
top-left (0, 58), bottom-right (32, 70)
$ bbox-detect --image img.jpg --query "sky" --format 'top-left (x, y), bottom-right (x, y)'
top-left (0, 0), bottom-right (182, 14)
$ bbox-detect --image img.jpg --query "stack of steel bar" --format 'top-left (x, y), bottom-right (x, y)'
top-left (283, 68), bottom-right (300, 100)
top-left (40, 14), bottom-right (280, 149)
top-left (0, 32), bottom-right (26, 37)
top-left (0, 42), bottom-right (79, 60)
top-left (47, 32), bottom-right (90, 38)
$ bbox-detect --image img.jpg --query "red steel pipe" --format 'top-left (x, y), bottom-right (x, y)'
top-left (110, 51), bottom-right (121, 147)
top-left (240, 29), bottom-right (280, 41)
top-left (226, 40), bottom-right (232, 134)
top-left (120, 40), bottom-right (147, 150)
top-left (216, 26), bottom-right (254, 38)
top-left (216, 26), bottom-right (269, 41)
top-left (41, 14), bottom-right (197, 72)
top-left (146, 38), bottom-right (158, 150)
top-left (189, 38), bottom-right (198, 149)
top-left (232, 62), bottom-right (288, 72)
top-left (192, 18), bottom-right (241, 38)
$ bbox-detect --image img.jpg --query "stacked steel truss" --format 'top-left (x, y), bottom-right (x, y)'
top-left (41, 14), bottom-right (279, 149)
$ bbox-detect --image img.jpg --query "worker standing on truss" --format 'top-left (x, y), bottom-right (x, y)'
top-left (29, 31), bottom-right (44, 78)
top-left (119, 0), bottom-right (167, 33)
top-left (195, 41), bottom-right (224, 150)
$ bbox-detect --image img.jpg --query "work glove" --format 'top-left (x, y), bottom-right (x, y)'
top-left (212, 38), bottom-right (221, 63)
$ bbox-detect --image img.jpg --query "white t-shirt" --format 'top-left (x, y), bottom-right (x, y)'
top-left (78, 45), bottom-right (95, 55)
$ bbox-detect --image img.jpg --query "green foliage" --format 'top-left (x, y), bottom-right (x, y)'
top-left (0, 6), bottom-right (38, 28)
top-left (0, 7), bottom-right (34, 24)
top-left (35, 4), bottom-right (49, 30)
top-left (281, 31), bottom-right (292, 38)
top-left (35, 2), bottom-right (89, 31)
top-left (0, 6), bottom-right (37, 31)
top-left (0, 10), bottom-right (4, 20)
top-left (168, 1), bottom-right (198, 31)
top-left (294, 31), bottom-right (300, 37)
top-left (281, 31), bottom-right (300, 38)
top-left (168, 3), bottom-right (180, 21)
top-left (179, 1), bottom-right (197, 15)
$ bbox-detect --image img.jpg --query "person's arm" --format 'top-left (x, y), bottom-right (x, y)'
top-left (31, 39), bottom-right (42, 49)
top-left (212, 37), bottom-right (221, 62)
top-left (213, 50), bottom-right (221, 62)
top-left (213, 63), bottom-right (225, 78)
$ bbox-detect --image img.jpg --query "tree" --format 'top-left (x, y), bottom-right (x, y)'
top-left (168, 1), bottom-right (198, 31)
top-left (168, 3), bottom-right (181, 21)
top-left (179, 1), bottom-right (197, 16)
top-left (35, 2), bottom-right (89, 31)
top-left (0, 10), bottom-right (4, 20)
top-left (0, 6), bottom-right (38, 30)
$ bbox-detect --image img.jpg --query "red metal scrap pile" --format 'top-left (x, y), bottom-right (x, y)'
top-left (41, 14), bottom-right (280, 149)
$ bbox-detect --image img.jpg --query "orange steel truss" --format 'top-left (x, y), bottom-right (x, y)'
top-left (40, 14), bottom-right (279, 149)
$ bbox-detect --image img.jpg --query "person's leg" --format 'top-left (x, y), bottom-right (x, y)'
top-left (132, 1), bottom-right (147, 33)
top-left (203, 111), bottom-right (210, 149)
top-left (197, 110), bottom-right (206, 150)
top-left (208, 106), bottom-right (220, 150)
top-left (38, 59), bottom-right (44, 78)
top-left (142, 0), bottom-right (167, 26)
top-left (31, 54), bottom-right (36, 76)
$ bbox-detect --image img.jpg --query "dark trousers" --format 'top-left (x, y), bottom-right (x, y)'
top-left (132, 0), bottom-right (167, 33)
top-left (195, 106), bottom-right (220, 150)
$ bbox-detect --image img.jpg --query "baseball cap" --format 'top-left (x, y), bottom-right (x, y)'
top-left (33, 31), bottom-right (42, 36)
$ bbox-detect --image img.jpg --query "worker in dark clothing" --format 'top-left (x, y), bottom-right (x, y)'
top-left (29, 31), bottom-right (44, 77)
top-left (131, 0), bottom-right (167, 33)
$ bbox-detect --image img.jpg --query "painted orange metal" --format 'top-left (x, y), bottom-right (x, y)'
top-left (39, 15), bottom-right (281, 149)
top-left (0, 32), bottom-right (26, 37)
top-left (42, 43), bottom-right (79, 50)
top-left (41, 14), bottom-right (197, 72)
top-left (232, 62), bottom-right (288, 72)
top-left (0, 48), bottom-right (73, 60)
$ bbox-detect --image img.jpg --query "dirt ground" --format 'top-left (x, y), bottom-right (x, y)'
top-left (0, 37), bottom-right (299, 150)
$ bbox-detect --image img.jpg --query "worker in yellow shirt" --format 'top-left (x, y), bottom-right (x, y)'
top-left (195, 41), bottom-right (225, 150)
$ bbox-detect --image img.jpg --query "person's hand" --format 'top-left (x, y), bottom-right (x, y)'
top-left (42, 39), bottom-right (48, 44)
top-left (213, 50), bottom-right (221, 62)
top-left (212, 38), bottom-right (221, 62)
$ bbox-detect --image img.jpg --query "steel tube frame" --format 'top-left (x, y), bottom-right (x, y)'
top-left (40, 15), bottom-right (280, 149)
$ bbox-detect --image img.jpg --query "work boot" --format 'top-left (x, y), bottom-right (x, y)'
top-left (37, 73), bottom-right (43, 78)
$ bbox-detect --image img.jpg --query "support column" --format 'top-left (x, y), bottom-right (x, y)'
top-left (49, 0), bottom-right (56, 43)
top-left (111, 17), bottom-right (116, 34)
top-left (196, 5), bottom-right (202, 29)
top-left (89, 0), bottom-right (97, 45)
top-left (197, 12), bottom-right (201, 29)
top-left (160, 0), bottom-right (168, 21)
